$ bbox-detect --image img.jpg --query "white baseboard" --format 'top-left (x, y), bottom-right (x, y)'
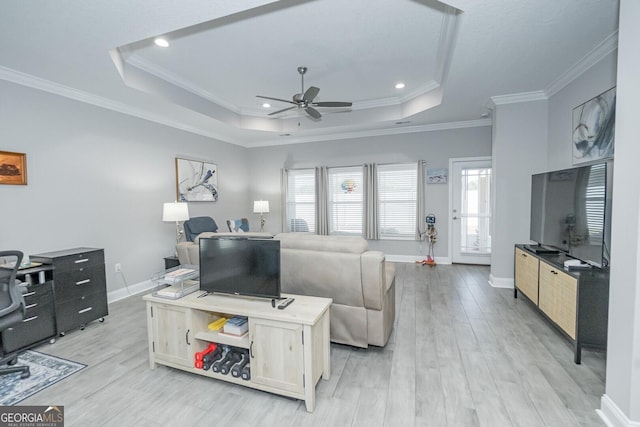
top-left (489, 274), bottom-right (514, 289)
top-left (598, 394), bottom-right (640, 427)
top-left (107, 279), bottom-right (155, 304)
top-left (386, 254), bottom-right (451, 264)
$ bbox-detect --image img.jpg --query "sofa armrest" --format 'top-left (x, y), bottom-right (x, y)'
top-left (176, 242), bottom-right (200, 266)
top-left (361, 251), bottom-right (391, 310)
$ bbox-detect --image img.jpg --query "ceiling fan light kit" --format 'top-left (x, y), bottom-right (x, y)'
top-left (256, 66), bottom-right (352, 120)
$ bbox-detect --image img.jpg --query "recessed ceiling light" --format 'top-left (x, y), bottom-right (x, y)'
top-left (262, 103), bottom-right (271, 108)
top-left (154, 38), bottom-right (169, 48)
top-left (395, 82), bottom-right (405, 89)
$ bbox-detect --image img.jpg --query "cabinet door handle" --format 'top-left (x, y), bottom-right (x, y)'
top-left (521, 253), bottom-right (527, 257)
top-left (551, 270), bottom-right (558, 275)
top-left (76, 279), bottom-right (91, 285)
top-left (23, 291), bottom-right (36, 297)
top-left (25, 303), bottom-right (38, 309)
top-left (250, 340), bottom-right (254, 358)
top-left (185, 329), bottom-right (191, 345)
top-left (23, 315), bottom-right (38, 322)
top-left (78, 307), bottom-right (93, 314)
top-left (74, 258), bottom-right (89, 264)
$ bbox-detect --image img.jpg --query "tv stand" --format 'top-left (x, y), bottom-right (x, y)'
top-left (143, 292), bottom-right (331, 412)
top-left (514, 245), bottom-right (609, 363)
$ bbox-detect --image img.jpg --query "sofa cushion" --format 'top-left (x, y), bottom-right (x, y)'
top-left (276, 233), bottom-right (368, 253)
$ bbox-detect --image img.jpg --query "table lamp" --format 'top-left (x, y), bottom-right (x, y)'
top-left (163, 202), bottom-right (190, 244)
top-left (253, 200), bottom-right (269, 232)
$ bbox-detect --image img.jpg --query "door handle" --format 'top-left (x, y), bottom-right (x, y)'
top-left (453, 216), bottom-right (459, 220)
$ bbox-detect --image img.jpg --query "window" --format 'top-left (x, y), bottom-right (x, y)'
top-left (328, 166), bottom-right (363, 235)
top-left (377, 163), bottom-right (418, 239)
top-left (286, 169), bottom-right (315, 233)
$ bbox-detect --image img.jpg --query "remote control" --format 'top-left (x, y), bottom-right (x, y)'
top-left (278, 298), bottom-right (295, 310)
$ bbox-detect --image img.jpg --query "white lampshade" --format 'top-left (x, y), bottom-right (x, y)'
top-left (253, 200), bottom-right (270, 214)
top-left (163, 202), bottom-right (189, 222)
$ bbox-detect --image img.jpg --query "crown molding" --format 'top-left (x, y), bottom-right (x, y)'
top-left (248, 118), bottom-right (491, 148)
top-left (126, 54), bottom-right (242, 114)
top-left (545, 31), bottom-right (618, 97)
top-left (0, 65), bottom-right (237, 145)
top-left (489, 90), bottom-right (547, 106)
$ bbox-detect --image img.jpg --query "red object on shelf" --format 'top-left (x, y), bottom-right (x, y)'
top-left (194, 342), bottom-right (217, 368)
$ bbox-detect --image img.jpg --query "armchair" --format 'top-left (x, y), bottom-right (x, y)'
top-left (0, 250), bottom-right (30, 379)
top-left (183, 217), bottom-right (219, 242)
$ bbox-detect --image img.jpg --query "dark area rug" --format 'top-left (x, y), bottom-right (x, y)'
top-left (0, 350), bottom-right (85, 406)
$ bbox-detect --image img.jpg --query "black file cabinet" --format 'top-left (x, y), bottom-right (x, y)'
top-left (31, 247), bottom-right (108, 335)
top-left (1, 265), bottom-right (57, 353)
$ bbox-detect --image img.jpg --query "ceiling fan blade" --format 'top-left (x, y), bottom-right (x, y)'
top-left (256, 95), bottom-right (296, 105)
top-left (303, 86), bottom-right (320, 102)
top-left (305, 106), bottom-right (322, 119)
top-left (312, 101), bottom-right (353, 107)
top-left (268, 106), bottom-right (296, 116)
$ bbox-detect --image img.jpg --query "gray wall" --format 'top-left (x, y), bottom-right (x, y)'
top-left (248, 126), bottom-right (493, 259)
top-left (0, 80), bottom-right (251, 300)
top-left (602, 0), bottom-right (640, 422)
top-left (547, 52), bottom-right (618, 170)
top-left (490, 99), bottom-right (548, 284)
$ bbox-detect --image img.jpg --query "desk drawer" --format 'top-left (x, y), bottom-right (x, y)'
top-left (56, 291), bottom-right (108, 333)
top-left (54, 264), bottom-right (106, 303)
top-left (53, 250), bottom-right (104, 273)
top-left (2, 303), bottom-right (56, 353)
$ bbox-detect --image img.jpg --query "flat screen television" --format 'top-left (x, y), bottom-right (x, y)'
top-left (529, 161), bottom-right (612, 268)
top-left (199, 237), bottom-right (281, 299)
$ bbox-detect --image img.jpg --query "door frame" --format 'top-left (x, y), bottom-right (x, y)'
top-left (448, 156), bottom-right (492, 264)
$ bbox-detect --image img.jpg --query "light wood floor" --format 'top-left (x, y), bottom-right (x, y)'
top-left (22, 263), bottom-right (606, 426)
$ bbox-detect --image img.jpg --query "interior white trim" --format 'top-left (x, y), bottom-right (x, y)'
top-left (598, 394), bottom-right (640, 427)
top-left (545, 31), bottom-right (619, 97)
top-left (250, 119), bottom-right (492, 148)
top-left (107, 279), bottom-right (155, 304)
top-left (488, 274), bottom-right (514, 289)
top-left (386, 254), bottom-right (451, 265)
top-left (0, 65), bottom-right (237, 145)
top-left (126, 53), bottom-right (243, 114)
top-left (490, 90), bottom-right (548, 106)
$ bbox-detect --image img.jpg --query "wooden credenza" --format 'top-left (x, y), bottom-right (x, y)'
top-left (514, 245), bottom-right (609, 363)
top-left (143, 291), bottom-right (332, 412)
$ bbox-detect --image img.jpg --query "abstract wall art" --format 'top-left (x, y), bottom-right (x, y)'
top-left (176, 157), bottom-right (218, 202)
top-left (572, 87), bottom-right (616, 165)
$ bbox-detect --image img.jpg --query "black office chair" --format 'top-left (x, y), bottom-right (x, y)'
top-left (0, 250), bottom-right (30, 379)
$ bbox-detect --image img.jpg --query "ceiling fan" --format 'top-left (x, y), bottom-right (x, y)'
top-left (257, 66), bottom-right (352, 119)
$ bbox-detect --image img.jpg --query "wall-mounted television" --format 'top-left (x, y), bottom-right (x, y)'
top-left (529, 161), bottom-right (612, 268)
top-left (199, 237), bottom-right (281, 299)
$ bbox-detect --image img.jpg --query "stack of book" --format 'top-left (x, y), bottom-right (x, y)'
top-left (222, 316), bottom-right (248, 337)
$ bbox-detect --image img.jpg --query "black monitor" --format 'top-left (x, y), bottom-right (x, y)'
top-left (199, 237), bottom-right (281, 299)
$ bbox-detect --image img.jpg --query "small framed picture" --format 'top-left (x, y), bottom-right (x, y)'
top-left (0, 151), bottom-right (27, 185)
top-left (175, 157), bottom-right (218, 202)
top-left (427, 168), bottom-right (448, 184)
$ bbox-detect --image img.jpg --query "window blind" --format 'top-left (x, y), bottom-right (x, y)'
top-left (328, 166), bottom-right (363, 235)
top-left (286, 169), bottom-right (316, 233)
top-left (377, 163), bottom-right (417, 239)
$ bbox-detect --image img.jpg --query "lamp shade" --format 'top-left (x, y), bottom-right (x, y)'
top-left (253, 200), bottom-right (270, 214)
top-left (163, 202), bottom-right (189, 222)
